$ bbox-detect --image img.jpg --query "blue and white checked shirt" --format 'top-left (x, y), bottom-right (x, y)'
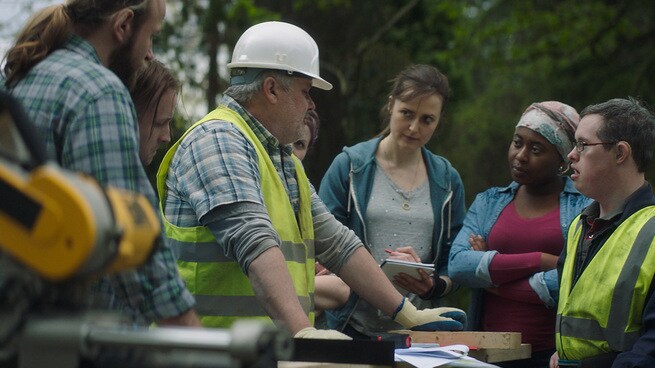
top-left (163, 95), bottom-right (361, 273)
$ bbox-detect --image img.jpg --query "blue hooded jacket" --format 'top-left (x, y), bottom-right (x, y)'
top-left (318, 137), bottom-right (466, 331)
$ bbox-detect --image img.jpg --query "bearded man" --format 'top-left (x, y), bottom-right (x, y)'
top-left (2, 0), bottom-right (200, 327)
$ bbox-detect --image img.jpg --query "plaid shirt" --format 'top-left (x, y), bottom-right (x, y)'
top-left (163, 94), bottom-right (363, 279)
top-left (163, 95), bottom-right (303, 226)
top-left (9, 35), bottom-right (194, 324)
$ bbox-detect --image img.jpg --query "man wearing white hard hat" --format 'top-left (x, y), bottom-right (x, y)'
top-left (157, 21), bottom-right (466, 339)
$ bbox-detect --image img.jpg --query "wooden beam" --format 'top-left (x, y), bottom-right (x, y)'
top-left (389, 330), bottom-right (522, 349)
top-left (470, 344), bottom-right (532, 363)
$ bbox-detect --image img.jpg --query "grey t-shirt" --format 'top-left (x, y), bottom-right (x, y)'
top-left (348, 162), bottom-right (434, 335)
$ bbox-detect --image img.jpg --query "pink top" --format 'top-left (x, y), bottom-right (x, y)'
top-left (482, 201), bottom-right (563, 352)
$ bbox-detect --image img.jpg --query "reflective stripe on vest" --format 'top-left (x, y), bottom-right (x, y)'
top-left (173, 238), bottom-right (315, 264)
top-left (157, 106), bottom-right (315, 328)
top-left (556, 206), bottom-right (655, 359)
top-left (193, 294), bottom-right (313, 316)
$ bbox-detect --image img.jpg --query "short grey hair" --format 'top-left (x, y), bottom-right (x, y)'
top-left (225, 70), bottom-right (294, 105)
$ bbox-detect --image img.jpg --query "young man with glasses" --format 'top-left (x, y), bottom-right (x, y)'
top-left (550, 97), bottom-right (655, 368)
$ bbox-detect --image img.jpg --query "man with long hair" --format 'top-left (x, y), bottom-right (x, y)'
top-left (2, 0), bottom-right (199, 327)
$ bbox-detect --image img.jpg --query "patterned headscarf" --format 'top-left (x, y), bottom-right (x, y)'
top-left (516, 101), bottom-right (580, 163)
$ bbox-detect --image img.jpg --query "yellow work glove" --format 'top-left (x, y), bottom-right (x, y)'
top-left (393, 298), bottom-right (466, 331)
top-left (294, 327), bottom-right (352, 340)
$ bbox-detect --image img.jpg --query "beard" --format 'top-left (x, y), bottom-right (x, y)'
top-left (108, 33), bottom-right (140, 88)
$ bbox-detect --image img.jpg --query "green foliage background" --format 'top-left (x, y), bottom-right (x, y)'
top-left (150, 0), bottom-right (655, 205)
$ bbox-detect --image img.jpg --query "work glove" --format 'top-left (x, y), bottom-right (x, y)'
top-left (294, 327), bottom-right (352, 340)
top-left (393, 298), bottom-right (466, 331)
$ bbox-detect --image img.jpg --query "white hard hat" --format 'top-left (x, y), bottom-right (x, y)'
top-left (227, 21), bottom-right (333, 91)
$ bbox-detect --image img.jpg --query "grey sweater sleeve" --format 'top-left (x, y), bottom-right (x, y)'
top-left (200, 201), bottom-right (280, 275)
top-left (311, 191), bottom-right (363, 274)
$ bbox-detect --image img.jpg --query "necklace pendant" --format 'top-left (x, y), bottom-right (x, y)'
top-left (402, 202), bottom-right (410, 211)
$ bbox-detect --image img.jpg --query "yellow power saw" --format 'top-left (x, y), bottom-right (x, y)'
top-left (0, 90), bottom-right (160, 281)
top-left (0, 90), bottom-right (293, 368)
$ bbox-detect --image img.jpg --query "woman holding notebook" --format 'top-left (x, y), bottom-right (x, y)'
top-left (318, 64), bottom-right (466, 339)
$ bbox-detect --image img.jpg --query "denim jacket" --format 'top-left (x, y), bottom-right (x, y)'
top-left (448, 179), bottom-right (591, 330)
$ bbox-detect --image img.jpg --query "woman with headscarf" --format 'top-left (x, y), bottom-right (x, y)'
top-left (448, 101), bottom-right (592, 368)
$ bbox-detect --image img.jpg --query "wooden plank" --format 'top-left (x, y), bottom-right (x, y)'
top-left (389, 330), bottom-right (522, 349)
top-left (470, 344), bottom-right (532, 363)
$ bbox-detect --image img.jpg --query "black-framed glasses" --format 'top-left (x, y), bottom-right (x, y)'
top-left (574, 141), bottom-right (617, 152)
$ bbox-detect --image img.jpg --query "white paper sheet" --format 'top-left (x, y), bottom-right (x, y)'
top-left (394, 344), bottom-right (500, 368)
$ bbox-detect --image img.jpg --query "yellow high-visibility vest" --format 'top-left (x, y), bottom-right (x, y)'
top-left (157, 106), bottom-right (315, 327)
top-left (556, 206), bottom-right (655, 360)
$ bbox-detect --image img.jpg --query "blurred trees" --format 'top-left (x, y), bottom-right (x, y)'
top-left (152, 0), bottom-right (655, 203)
